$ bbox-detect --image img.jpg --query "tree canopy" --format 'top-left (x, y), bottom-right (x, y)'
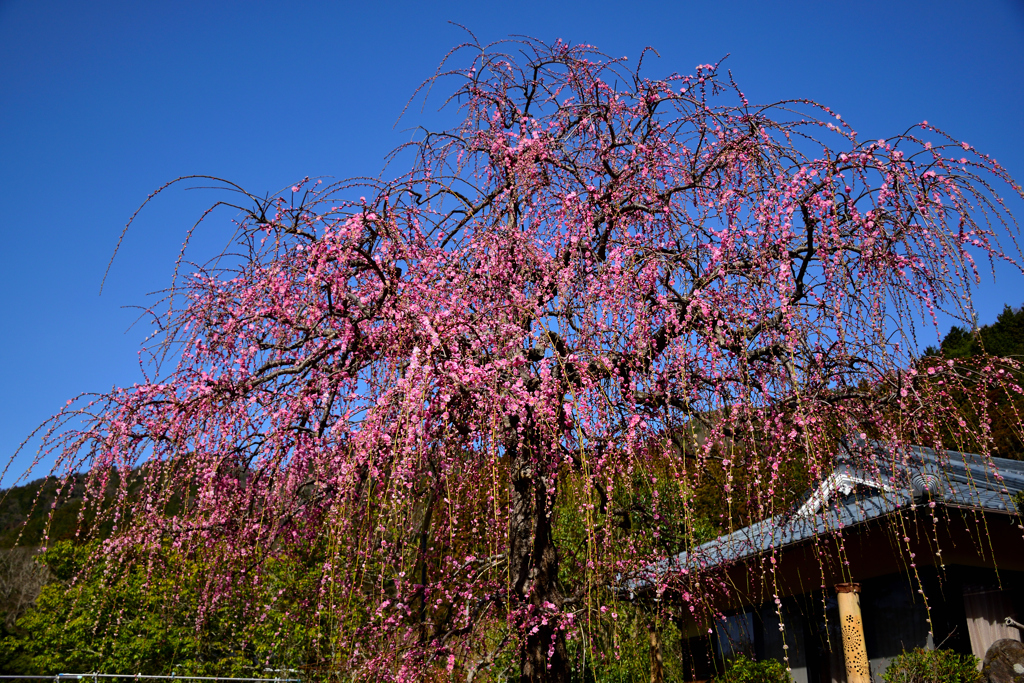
top-left (926, 303), bottom-right (1024, 361)
top-left (920, 303), bottom-right (1024, 459)
top-left (12, 37), bottom-right (1024, 681)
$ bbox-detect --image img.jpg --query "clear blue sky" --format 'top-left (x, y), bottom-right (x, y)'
top-left (2, 0), bottom-right (1023, 480)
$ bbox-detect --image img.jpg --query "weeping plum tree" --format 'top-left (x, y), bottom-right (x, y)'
top-left (26, 38), bottom-right (1024, 681)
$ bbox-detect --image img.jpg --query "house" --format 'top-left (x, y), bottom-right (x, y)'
top-left (635, 443), bottom-right (1024, 682)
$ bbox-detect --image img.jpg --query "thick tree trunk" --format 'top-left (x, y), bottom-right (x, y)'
top-left (508, 425), bottom-right (569, 683)
top-left (649, 620), bottom-right (664, 683)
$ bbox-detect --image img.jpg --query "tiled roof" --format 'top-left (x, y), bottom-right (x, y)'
top-left (635, 444), bottom-right (1024, 585)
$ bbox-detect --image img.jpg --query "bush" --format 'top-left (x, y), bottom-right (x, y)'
top-left (714, 654), bottom-right (793, 683)
top-left (882, 647), bottom-right (982, 683)
top-left (0, 541), bottom-right (314, 675)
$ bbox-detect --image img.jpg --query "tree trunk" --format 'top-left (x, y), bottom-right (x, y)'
top-left (649, 619), bottom-right (664, 683)
top-left (508, 423), bottom-right (569, 683)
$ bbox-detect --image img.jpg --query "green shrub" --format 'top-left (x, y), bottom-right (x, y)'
top-left (882, 647), bottom-right (982, 683)
top-left (714, 654), bottom-right (792, 683)
top-left (0, 541), bottom-right (315, 675)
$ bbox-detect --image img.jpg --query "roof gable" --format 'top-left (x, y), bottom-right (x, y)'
top-left (633, 444), bottom-right (1024, 588)
top-left (794, 464), bottom-right (897, 517)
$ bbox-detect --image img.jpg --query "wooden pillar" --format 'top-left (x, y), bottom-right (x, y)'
top-left (836, 583), bottom-right (870, 683)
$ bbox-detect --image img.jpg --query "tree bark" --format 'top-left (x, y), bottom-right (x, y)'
top-left (649, 619), bottom-right (664, 683)
top-left (508, 422), bottom-right (569, 682)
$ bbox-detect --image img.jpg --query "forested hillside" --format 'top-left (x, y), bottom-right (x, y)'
top-left (0, 475), bottom-right (88, 549)
top-left (926, 303), bottom-right (1024, 360)
top-left (923, 304), bottom-right (1024, 460)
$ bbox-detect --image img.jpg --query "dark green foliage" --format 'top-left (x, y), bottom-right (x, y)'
top-left (562, 612), bottom-right (696, 683)
top-left (920, 303), bottom-right (1024, 459)
top-left (0, 475), bottom-right (87, 548)
top-left (881, 647), bottom-right (982, 683)
top-left (0, 541), bottom-right (314, 676)
top-left (713, 654), bottom-right (793, 683)
top-left (0, 469), bottom-right (141, 548)
top-left (553, 467), bottom-right (714, 682)
top-left (924, 304), bottom-right (1024, 360)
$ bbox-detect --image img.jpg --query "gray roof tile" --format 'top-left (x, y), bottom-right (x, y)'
top-left (636, 444), bottom-right (1024, 585)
